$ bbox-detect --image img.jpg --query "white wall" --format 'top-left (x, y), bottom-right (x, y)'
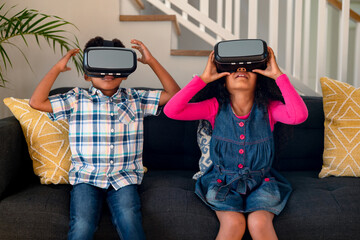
top-left (0, 0), bottom-right (208, 118)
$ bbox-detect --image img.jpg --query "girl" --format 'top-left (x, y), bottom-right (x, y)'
top-left (164, 47), bottom-right (308, 240)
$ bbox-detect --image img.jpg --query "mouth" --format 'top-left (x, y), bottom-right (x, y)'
top-left (102, 75), bottom-right (115, 81)
top-left (234, 72), bottom-right (249, 79)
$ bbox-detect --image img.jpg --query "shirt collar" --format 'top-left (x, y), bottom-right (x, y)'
top-left (89, 85), bottom-right (125, 99)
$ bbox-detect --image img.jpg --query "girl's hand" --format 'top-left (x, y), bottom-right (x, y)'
top-left (252, 47), bottom-right (283, 80)
top-left (131, 39), bottom-right (154, 64)
top-left (54, 48), bottom-right (79, 73)
top-left (200, 51), bottom-right (230, 84)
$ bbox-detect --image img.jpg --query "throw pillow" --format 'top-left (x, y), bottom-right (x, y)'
top-left (319, 77), bottom-right (360, 178)
top-left (3, 97), bottom-right (70, 184)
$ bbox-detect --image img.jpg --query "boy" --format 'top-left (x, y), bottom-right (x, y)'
top-left (29, 37), bottom-right (180, 240)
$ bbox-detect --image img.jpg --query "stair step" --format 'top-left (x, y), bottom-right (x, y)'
top-left (120, 15), bottom-right (181, 35)
top-left (171, 49), bottom-right (211, 56)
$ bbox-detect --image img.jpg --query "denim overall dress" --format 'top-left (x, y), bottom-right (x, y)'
top-left (195, 102), bottom-right (292, 215)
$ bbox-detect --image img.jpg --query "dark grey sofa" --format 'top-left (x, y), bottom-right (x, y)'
top-left (1, 95), bottom-right (360, 240)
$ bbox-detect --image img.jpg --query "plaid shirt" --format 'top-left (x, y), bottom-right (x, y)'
top-left (48, 86), bottom-right (161, 190)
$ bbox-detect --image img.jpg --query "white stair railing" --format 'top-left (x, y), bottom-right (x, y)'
top-left (141, 0), bottom-right (360, 94)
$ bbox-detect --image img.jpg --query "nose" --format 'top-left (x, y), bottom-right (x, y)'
top-left (237, 67), bottom-right (247, 72)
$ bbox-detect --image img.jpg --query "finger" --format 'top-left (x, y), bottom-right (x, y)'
top-left (218, 72), bottom-right (230, 78)
top-left (252, 69), bottom-right (265, 75)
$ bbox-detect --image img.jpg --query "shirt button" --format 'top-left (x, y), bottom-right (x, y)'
top-left (110, 160), bottom-right (114, 164)
top-left (239, 149), bottom-right (244, 154)
top-left (240, 134), bottom-right (245, 140)
top-left (239, 122), bottom-right (244, 127)
top-left (110, 113), bottom-right (114, 117)
top-left (217, 179), bottom-right (222, 183)
top-left (238, 164), bottom-right (244, 169)
top-left (265, 178), bottom-right (270, 182)
top-left (110, 144), bottom-right (114, 149)
top-left (111, 128), bottom-right (114, 133)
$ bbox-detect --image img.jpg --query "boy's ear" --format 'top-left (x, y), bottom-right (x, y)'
top-left (84, 74), bottom-right (91, 82)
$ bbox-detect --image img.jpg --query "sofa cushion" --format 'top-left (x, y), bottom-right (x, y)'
top-left (273, 96), bottom-right (324, 172)
top-left (143, 112), bottom-right (201, 171)
top-left (319, 77), bottom-right (360, 177)
top-left (278, 171), bottom-right (360, 239)
top-left (139, 170), bottom-right (219, 240)
top-left (3, 98), bottom-right (71, 184)
top-left (0, 184), bottom-right (71, 239)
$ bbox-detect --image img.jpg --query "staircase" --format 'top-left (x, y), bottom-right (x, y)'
top-left (120, 0), bottom-right (360, 95)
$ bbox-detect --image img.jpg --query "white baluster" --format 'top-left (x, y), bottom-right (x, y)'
top-left (293, 0), bottom-right (303, 79)
top-left (269, 0), bottom-right (279, 56)
top-left (302, 0), bottom-right (311, 86)
top-left (248, 0), bottom-right (258, 38)
top-left (200, 0), bottom-right (209, 32)
top-left (315, 0), bottom-right (328, 93)
top-left (234, 0), bottom-right (241, 39)
top-left (354, 22), bottom-right (360, 87)
top-left (285, 0), bottom-right (293, 74)
top-left (225, 0), bottom-right (233, 33)
top-left (337, 0), bottom-right (350, 83)
top-left (217, 0), bottom-right (223, 41)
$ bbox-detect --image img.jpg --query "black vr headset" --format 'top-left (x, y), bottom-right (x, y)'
top-left (83, 40), bottom-right (137, 78)
top-left (214, 39), bottom-right (268, 73)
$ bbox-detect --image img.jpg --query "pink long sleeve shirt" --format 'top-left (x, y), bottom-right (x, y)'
top-left (164, 74), bottom-right (308, 131)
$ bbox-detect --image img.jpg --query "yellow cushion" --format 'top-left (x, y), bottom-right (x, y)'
top-left (3, 97), bottom-right (70, 184)
top-left (319, 77), bottom-right (360, 178)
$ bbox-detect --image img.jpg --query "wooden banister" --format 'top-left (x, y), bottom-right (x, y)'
top-left (134, 0), bottom-right (145, 10)
top-left (327, 0), bottom-right (360, 22)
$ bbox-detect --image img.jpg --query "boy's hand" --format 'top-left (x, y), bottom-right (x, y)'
top-left (252, 47), bottom-right (283, 80)
top-left (131, 39), bottom-right (154, 64)
top-left (200, 51), bottom-right (230, 84)
top-left (55, 48), bottom-right (80, 73)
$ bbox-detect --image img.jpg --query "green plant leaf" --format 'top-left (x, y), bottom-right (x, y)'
top-left (0, 4), bottom-right (83, 87)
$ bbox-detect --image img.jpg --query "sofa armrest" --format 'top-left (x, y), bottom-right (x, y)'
top-left (0, 117), bottom-right (34, 199)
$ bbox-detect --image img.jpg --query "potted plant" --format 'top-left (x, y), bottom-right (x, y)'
top-left (0, 3), bottom-right (83, 87)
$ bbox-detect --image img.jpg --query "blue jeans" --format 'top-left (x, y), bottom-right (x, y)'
top-left (68, 183), bottom-right (146, 240)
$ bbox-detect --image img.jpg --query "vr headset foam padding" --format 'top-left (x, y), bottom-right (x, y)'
top-left (83, 41), bottom-right (137, 78)
top-left (214, 39), bottom-right (268, 73)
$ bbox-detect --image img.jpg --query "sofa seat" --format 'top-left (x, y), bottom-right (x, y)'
top-left (1, 169), bottom-right (359, 240)
top-left (1, 94), bottom-right (360, 239)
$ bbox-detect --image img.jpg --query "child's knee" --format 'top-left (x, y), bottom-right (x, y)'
top-left (218, 212), bottom-right (246, 237)
top-left (247, 211), bottom-right (274, 233)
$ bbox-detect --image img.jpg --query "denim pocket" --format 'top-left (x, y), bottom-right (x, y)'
top-left (246, 177), bottom-right (281, 211)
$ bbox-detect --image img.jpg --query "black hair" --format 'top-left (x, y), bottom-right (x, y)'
top-left (192, 73), bottom-right (284, 112)
top-left (84, 36), bottom-right (125, 50)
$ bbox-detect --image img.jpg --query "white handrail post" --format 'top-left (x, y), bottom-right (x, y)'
top-left (285, 0), bottom-right (294, 74)
top-left (354, 22), bottom-right (360, 87)
top-left (234, 0), bottom-right (241, 38)
top-left (315, 0), bottom-right (328, 93)
top-left (269, 0), bottom-right (279, 56)
top-left (199, 0), bottom-right (209, 32)
top-left (337, 0), bottom-right (350, 83)
top-left (248, 0), bottom-right (258, 38)
top-left (225, 0), bottom-right (233, 33)
top-left (293, 0), bottom-right (303, 79)
top-left (217, 0), bottom-right (224, 41)
top-left (302, 0), bottom-right (311, 86)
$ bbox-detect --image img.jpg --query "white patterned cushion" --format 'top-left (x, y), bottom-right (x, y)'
top-left (193, 120), bottom-right (213, 180)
